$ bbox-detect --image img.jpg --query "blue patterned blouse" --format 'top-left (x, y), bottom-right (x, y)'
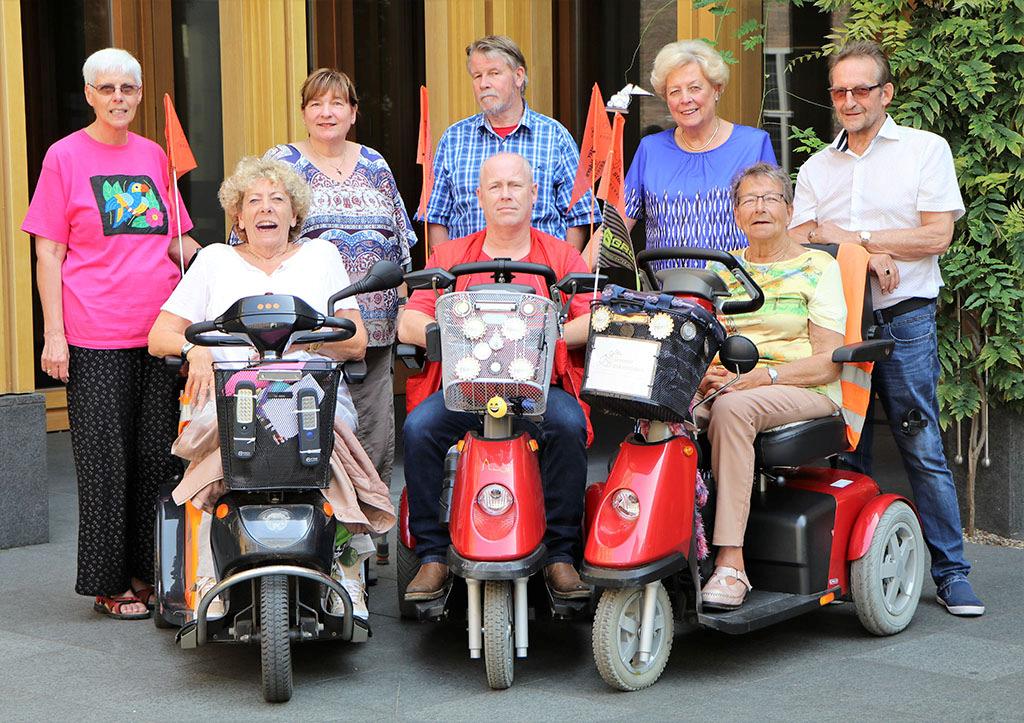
top-left (624, 125), bottom-right (776, 266)
top-left (263, 144), bottom-right (417, 347)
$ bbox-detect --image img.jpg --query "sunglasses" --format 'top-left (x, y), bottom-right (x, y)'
top-left (88, 83), bottom-right (141, 97)
top-left (828, 84), bottom-right (881, 102)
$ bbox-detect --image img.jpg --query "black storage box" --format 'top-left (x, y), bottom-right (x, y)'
top-left (581, 285), bottom-right (725, 423)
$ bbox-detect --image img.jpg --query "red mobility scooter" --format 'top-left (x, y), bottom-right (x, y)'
top-left (394, 260), bottom-right (599, 689)
top-left (579, 246), bottom-right (925, 691)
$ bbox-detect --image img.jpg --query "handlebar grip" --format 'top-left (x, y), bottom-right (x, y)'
top-left (163, 355), bottom-right (183, 368)
top-left (449, 260), bottom-right (558, 288)
top-left (291, 316), bottom-right (357, 345)
top-left (184, 320), bottom-right (250, 347)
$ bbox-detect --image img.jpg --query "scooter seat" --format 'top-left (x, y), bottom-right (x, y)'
top-left (755, 413), bottom-right (847, 469)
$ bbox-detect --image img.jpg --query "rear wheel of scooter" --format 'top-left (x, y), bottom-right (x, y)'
top-left (592, 584), bottom-right (673, 691)
top-left (260, 575), bottom-right (293, 703)
top-left (483, 580), bottom-right (514, 689)
top-left (851, 501), bottom-right (925, 636)
top-left (396, 539), bottom-right (421, 620)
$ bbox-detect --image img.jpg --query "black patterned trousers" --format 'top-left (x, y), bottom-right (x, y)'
top-left (66, 346), bottom-right (182, 597)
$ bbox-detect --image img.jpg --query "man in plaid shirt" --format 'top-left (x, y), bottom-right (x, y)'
top-left (421, 35), bottom-right (600, 251)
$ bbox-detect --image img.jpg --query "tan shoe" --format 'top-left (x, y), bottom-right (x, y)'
top-left (195, 576), bottom-right (226, 618)
top-left (544, 562), bottom-right (591, 600)
top-left (328, 559), bottom-right (368, 620)
top-left (701, 566), bottom-right (752, 610)
top-left (404, 562), bottom-right (450, 601)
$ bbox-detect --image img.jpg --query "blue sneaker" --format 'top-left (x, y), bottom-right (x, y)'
top-left (936, 577), bottom-right (985, 617)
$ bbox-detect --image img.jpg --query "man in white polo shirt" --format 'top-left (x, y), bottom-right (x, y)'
top-left (790, 41), bottom-right (983, 617)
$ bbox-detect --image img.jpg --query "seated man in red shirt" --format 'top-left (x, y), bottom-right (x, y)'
top-left (399, 152), bottom-right (592, 601)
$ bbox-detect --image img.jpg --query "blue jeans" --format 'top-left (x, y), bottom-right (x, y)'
top-left (403, 387), bottom-right (588, 565)
top-left (843, 302), bottom-right (970, 584)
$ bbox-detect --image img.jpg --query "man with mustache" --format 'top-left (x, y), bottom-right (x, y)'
top-left (790, 41), bottom-right (984, 617)
top-left (420, 35), bottom-right (598, 251)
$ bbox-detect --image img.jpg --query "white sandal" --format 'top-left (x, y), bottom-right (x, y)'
top-left (701, 566), bottom-right (752, 610)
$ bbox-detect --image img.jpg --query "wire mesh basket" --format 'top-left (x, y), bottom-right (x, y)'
top-left (581, 287), bottom-right (725, 423)
top-left (435, 290), bottom-right (559, 414)
top-left (213, 360), bottom-right (339, 490)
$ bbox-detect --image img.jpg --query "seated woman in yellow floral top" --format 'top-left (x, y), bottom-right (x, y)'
top-left (696, 162), bottom-right (847, 610)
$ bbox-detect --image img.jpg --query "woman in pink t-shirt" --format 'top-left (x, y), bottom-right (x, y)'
top-left (21, 48), bottom-right (201, 620)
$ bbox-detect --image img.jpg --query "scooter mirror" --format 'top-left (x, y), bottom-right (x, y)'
top-left (405, 268), bottom-right (456, 292)
top-left (720, 335), bottom-right (759, 375)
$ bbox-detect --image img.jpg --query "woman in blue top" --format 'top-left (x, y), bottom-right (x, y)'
top-left (585, 40), bottom-right (776, 269)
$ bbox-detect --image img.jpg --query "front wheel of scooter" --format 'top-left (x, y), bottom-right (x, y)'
top-left (483, 580), bottom-right (515, 689)
top-left (592, 584), bottom-right (673, 691)
top-left (260, 575), bottom-right (293, 703)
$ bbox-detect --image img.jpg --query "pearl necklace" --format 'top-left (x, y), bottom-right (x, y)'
top-left (678, 117), bottom-right (721, 152)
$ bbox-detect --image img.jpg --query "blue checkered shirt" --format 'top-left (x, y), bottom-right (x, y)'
top-left (420, 103), bottom-right (601, 240)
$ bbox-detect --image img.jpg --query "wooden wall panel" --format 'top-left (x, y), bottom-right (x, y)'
top-left (678, 0), bottom-right (764, 128)
top-left (424, 0), bottom-right (554, 142)
top-left (219, 0), bottom-right (308, 183)
top-left (0, 0), bottom-right (34, 394)
top-left (110, 0), bottom-right (175, 143)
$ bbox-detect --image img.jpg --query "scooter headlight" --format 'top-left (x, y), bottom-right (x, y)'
top-left (476, 484), bottom-right (514, 516)
top-left (610, 489), bottom-right (640, 521)
top-left (239, 505), bottom-right (313, 549)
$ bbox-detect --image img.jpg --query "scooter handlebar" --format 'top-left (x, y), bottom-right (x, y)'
top-left (290, 316), bottom-right (358, 345)
top-left (449, 260), bottom-right (558, 289)
top-left (636, 247), bottom-right (764, 315)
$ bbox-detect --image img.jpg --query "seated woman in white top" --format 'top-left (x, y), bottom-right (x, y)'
top-left (149, 157), bottom-right (393, 619)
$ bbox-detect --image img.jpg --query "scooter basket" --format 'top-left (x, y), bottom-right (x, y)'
top-left (581, 285), bottom-right (725, 423)
top-left (213, 360), bottom-right (339, 490)
top-left (435, 289), bottom-right (559, 415)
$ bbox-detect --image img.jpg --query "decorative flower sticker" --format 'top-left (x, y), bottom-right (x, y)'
top-left (146, 208), bottom-right (165, 228)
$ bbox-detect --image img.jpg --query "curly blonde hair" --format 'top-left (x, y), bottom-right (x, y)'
top-left (650, 40), bottom-right (729, 98)
top-left (218, 157), bottom-right (311, 243)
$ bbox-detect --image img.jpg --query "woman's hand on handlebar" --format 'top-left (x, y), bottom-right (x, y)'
top-left (184, 345), bottom-right (215, 409)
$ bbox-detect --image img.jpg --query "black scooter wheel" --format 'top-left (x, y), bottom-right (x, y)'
top-left (260, 575), bottom-right (293, 703)
top-left (483, 580), bottom-right (514, 689)
top-left (396, 539), bottom-right (422, 620)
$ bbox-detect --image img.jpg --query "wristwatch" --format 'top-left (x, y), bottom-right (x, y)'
top-left (180, 341), bottom-right (196, 361)
top-left (766, 367), bottom-right (779, 385)
top-left (858, 230), bottom-right (872, 246)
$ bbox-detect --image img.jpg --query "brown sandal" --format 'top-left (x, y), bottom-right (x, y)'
top-left (131, 584), bottom-right (156, 611)
top-left (94, 594), bottom-right (151, 620)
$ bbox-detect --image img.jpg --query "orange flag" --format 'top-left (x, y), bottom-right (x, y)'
top-left (596, 112), bottom-right (626, 216)
top-left (416, 86), bottom-right (434, 219)
top-left (163, 93), bottom-right (197, 177)
top-left (568, 83), bottom-right (612, 210)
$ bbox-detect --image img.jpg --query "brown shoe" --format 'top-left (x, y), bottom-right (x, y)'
top-left (544, 562), bottom-right (591, 600)
top-left (404, 562), bottom-right (450, 601)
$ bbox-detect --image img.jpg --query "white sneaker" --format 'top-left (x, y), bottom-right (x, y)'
top-left (195, 576), bottom-right (226, 618)
top-left (328, 560), bottom-right (368, 620)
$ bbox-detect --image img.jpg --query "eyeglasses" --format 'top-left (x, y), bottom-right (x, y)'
top-left (737, 192), bottom-right (787, 208)
top-left (828, 84), bottom-right (881, 102)
top-left (88, 83), bottom-right (141, 97)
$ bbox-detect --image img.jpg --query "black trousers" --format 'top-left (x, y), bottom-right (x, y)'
top-left (66, 346), bottom-right (181, 597)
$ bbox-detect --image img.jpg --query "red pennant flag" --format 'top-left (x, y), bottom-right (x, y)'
top-left (568, 84), bottom-right (612, 210)
top-left (163, 93), bottom-right (197, 177)
top-left (596, 112), bottom-right (626, 216)
top-left (416, 86), bottom-right (434, 219)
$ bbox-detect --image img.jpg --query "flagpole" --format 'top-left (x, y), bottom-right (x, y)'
top-left (173, 167), bottom-right (185, 276)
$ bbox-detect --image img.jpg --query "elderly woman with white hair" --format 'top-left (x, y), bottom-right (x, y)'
top-left (22, 47), bottom-right (200, 620)
top-left (584, 40), bottom-right (776, 269)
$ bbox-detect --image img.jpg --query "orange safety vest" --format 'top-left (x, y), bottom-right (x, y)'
top-left (836, 243), bottom-right (874, 450)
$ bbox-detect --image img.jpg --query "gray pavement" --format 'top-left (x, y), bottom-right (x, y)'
top-left (1, 414), bottom-right (1021, 721)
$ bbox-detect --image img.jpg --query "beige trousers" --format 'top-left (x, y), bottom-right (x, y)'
top-left (693, 386), bottom-right (839, 547)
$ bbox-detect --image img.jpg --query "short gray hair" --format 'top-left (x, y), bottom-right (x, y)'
top-left (82, 48), bottom-right (142, 86)
top-left (218, 157), bottom-right (311, 243)
top-left (730, 162), bottom-right (793, 206)
top-left (466, 35), bottom-right (528, 96)
top-left (650, 40), bottom-right (729, 98)
top-left (478, 152), bottom-right (534, 186)
top-left (829, 40), bottom-right (894, 87)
